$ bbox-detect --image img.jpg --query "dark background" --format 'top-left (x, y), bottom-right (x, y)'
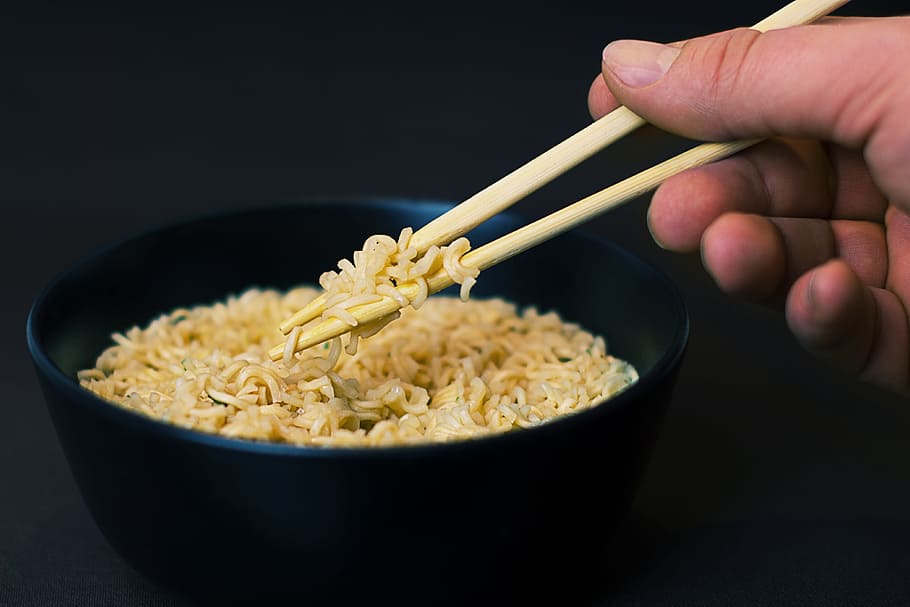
top-left (3, 1), bottom-right (910, 605)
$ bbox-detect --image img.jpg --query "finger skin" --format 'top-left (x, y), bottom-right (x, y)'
top-left (648, 138), bottom-right (834, 252)
top-left (697, 211), bottom-right (888, 302)
top-left (648, 139), bottom-right (887, 254)
top-left (700, 213), bottom-right (785, 300)
top-left (600, 20), bottom-right (908, 142)
top-left (786, 260), bottom-right (910, 394)
top-left (587, 74), bottom-right (618, 120)
top-left (647, 138), bottom-right (888, 292)
top-left (586, 16), bottom-right (882, 120)
top-left (588, 17), bottom-right (910, 394)
top-left (598, 18), bottom-right (910, 210)
top-left (884, 207), bottom-right (910, 310)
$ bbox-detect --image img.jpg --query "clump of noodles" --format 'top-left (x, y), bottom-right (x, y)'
top-left (317, 228), bottom-right (480, 354)
top-left (78, 287), bottom-right (638, 447)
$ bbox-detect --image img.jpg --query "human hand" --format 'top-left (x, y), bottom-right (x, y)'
top-left (588, 17), bottom-right (910, 394)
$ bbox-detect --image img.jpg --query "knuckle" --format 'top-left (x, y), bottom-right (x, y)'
top-left (682, 28), bottom-right (765, 134)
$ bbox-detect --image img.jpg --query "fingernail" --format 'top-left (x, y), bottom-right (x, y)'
top-left (806, 269), bottom-right (818, 308)
top-left (646, 207), bottom-right (668, 250)
top-left (602, 40), bottom-right (680, 88)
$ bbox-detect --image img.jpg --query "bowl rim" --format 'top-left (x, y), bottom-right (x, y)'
top-left (26, 197), bottom-right (689, 459)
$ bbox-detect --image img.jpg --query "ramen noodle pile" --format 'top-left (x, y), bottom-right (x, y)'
top-left (297, 228), bottom-right (479, 355)
top-left (78, 287), bottom-right (638, 446)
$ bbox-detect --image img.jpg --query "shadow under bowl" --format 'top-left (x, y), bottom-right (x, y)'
top-left (27, 199), bottom-right (688, 606)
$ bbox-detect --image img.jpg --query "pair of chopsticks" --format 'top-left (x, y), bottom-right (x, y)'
top-left (270, 0), bottom-right (852, 362)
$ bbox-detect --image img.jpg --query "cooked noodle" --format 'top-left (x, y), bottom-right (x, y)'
top-left (78, 287), bottom-right (638, 446)
top-left (314, 228), bottom-right (481, 353)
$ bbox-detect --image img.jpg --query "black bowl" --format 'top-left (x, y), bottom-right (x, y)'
top-left (27, 199), bottom-right (687, 606)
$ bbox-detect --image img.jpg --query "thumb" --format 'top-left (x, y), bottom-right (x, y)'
top-left (600, 19), bottom-right (909, 147)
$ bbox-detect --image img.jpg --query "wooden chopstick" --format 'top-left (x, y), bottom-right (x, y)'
top-left (403, 0), bottom-right (852, 254)
top-left (278, 107), bottom-right (644, 334)
top-left (272, 0), bottom-right (851, 358)
top-left (278, 0), bottom-right (850, 336)
top-left (460, 140), bottom-right (760, 270)
top-left (269, 138), bottom-right (756, 360)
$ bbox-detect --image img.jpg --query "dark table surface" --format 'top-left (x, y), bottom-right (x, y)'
top-left (3, 1), bottom-right (909, 605)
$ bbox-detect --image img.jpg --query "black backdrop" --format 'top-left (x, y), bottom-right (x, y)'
top-left (3, 1), bottom-right (910, 605)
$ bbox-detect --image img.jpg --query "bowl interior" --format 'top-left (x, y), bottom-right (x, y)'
top-left (32, 199), bottom-right (687, 392)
